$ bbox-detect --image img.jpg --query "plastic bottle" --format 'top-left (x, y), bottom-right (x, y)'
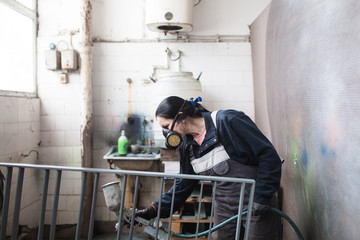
top-left (118, 130), bottom-right (128, 155)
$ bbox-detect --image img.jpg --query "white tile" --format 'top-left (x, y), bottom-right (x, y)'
top-left (227, 43), bottom-right (252, 56)
top-left (0, 123), bottom-right (4, 155)
top-left (40, 131), bottom-right (51, 147)
top-left (55, 116), bottom-right (71, 130)
top-left (50, 131), bottom-right (65, 146)
top-left (65, 130), bottom-right (80, 146)
top-left (93, 43), bottom-right (106, 56)
top-left (0, 97), bottom-right (6, 123)
top-left (45, 195), bottom-right (54, 211)
top-left (4, 97), bottom-right (18, 123)
top-left (228, 72), bottom-right (245, 86)
top-left (93, 131), bottom-right (106, 149)
top-left (32, 98), bottom-right (41, 121)
top-left (30, 121), bottom-right (41, 148)
top-left (39, 147), bottom-right (58, 164)
top-left (72, 146), bottom-right (81, 164)
top-left (4, 123), bottom-right (17, 154)
top-left (40, 99), bottom-right (65, 115)
top-left (70, 114), bottom-right (80, 130)
top-left (112, 86), bottom-right (129, 101)
top-left (220, 55), bottom-right (253, 71)
top-left (98, 86), bottom-right (114, 102)
top-left (57, 211), bottom-right (77, 225)
top-left (243, 71), bottom-right (254, 87)
top-left (57, 146), bottom-right (73, 163)
top-left (57, 196), bottom-right (68, 211)
top-left (40, 116), bottom-right (56, 131)
top-left (59, 179), bottom-right (74, 195)
top-left (92, 86), bottom-right (101, 101)
top-left (201, 71), bottom-right (229, 86)
top-left (93, 102), bottom-right (110, 116)
top-left (18, 98), bottom-right (38, 122)
top-left (64, 99), bottom-right (80, 115)
top-left (72, 179), bottom-right (82, 195)
top-left (18, 122), bottom-right (35, 150)
top-left (66, 196), bottom-right (81, 211)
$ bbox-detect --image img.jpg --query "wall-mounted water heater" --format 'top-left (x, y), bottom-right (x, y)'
top-left (146, 0), bottom-right (194, 34)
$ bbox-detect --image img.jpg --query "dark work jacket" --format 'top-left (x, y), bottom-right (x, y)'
top-left (152, 110), bottom-right (282, 218)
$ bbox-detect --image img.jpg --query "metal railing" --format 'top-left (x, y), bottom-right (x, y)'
top-left (0, 162), bottom-right (255, 240)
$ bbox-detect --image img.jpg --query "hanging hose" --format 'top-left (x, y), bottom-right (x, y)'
top-left (171, 207), bottom-right (304, 240)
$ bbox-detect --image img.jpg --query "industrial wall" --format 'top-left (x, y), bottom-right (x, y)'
top-left (252, 0), bottom-right (360, 239)
top-left (36, 0), bottom-right (271, 225)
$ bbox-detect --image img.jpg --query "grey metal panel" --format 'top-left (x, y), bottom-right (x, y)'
top-left (266, 0), bottom-right (360, 239)
top-left (250, 4), bottom-right (272, 140)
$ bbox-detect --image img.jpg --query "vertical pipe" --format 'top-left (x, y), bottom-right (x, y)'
top-left (79, 0), bottom-right (94, 237)
top-left (155, 177), bottom-right (165, 240)
top-left (49, 170), bottom-right (62, 240)
top-left (167, 178), bottom-right (177, 240)
top-left (207, 181), bottom-right (217, 239)
top-left (11, 167), bottom-right (24, 240)
top-left (75, 172), bottom-right (88, 240)
top-left (244, 183), bottom-right (255, 239)
top-left (117, 175), bottom-right (128, 240)
top-left (88, 173), bottom-right (99, 240)
top-left (235, 183), bottom-right (245, 240)
top-left (0, 167), bottom-right (13, 239)
top-left (38, 169), bottom-right (50, 240)
top-left (129, 176), bottom-right (140, 240)
top-left (194, 181), bottom-right (204, 240)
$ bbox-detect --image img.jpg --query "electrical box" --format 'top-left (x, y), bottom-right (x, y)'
top-left (45, 50), bottom-right (61, 70)
top-left (61, 50), bottom-right (78, 71)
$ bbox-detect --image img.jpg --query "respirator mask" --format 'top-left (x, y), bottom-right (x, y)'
top-left (162, 100), bottom-right (186, 149)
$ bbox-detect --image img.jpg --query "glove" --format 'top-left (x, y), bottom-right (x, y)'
top-left (252, 202), bottom-right (271, 216)
top-left (135, 205), bottom-right (157, 220)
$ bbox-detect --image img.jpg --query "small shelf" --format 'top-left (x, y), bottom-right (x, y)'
top-left (170, 183), bottom-right (213, 239)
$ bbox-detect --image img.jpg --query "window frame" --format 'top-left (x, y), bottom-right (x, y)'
top-left (0, 0), bottom-right (37, 97)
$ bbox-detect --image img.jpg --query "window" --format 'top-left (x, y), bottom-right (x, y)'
top-left (0, 0), bottom-right (37, 96)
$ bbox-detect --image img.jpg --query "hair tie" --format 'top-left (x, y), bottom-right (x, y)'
top-left (189, 96), bottom-right (202, 107)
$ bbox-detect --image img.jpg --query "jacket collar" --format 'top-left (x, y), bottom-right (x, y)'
top-left (183, 112), bottom-right (220, 153)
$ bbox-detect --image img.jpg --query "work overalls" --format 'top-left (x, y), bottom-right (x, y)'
top-left (189, 112), bottom-right (280, 240)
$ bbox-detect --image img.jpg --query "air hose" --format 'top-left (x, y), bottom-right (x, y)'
top-left (171, 207), bottom-right (304, 240)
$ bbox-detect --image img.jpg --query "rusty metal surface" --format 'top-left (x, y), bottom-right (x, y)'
top-left (266, 0), bottom-right (360, 239)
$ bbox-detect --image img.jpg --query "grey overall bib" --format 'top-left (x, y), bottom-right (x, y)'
top-left (189, 111), bottom-right (280, 240)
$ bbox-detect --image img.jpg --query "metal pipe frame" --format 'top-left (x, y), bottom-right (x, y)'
top-left (0, 162), bottom-right (255, 239)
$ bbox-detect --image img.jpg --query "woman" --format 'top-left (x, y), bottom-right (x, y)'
top-left (136, 96), bottom-right (281, 239)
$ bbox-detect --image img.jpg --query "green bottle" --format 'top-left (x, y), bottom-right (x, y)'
top-left (118, 130), bottom-right (128, 155)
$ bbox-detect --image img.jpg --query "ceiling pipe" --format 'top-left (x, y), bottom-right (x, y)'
top-left (79, 0), bottom-right (94, 238)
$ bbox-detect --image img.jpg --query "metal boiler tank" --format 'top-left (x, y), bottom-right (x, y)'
top-left (151, 71), bottom-right (202, 147)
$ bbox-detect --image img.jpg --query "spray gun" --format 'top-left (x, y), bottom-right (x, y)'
top-left (102, 181), bottom-right (168, 239)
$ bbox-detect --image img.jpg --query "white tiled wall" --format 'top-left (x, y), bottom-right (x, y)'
top-left (0, 96), bottom-right (41, 233)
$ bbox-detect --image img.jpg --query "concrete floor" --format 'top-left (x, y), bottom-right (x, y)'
top-left (93, 232), bottom-right (150, 240)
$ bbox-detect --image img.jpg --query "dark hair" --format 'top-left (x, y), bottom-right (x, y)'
top-left (155, 96), bottom-right (209, 121)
